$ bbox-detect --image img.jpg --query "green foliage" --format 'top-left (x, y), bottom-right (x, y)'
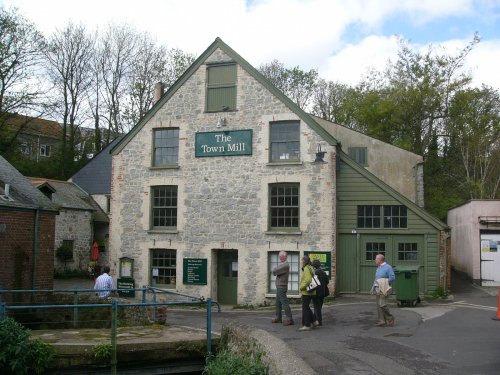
top-left (203, 349), bottom-right (268, 375)
top-left (93, 343), bottom-right (112, 360)
top-left (56, 244), bottom-right (73, 263)
top-left (0, 317), bottom-right (55, 374)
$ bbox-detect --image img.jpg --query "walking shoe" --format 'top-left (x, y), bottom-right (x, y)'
top-left (283, 319), bottom-right (294, 326)
top-left (387, 319), bottom-right (395, 327)
top-left (271, 318), bottom-right (282, 323)
top-left (312, 320), bottom-right (320, 327)
top-left (298, 325), bottom-right (312, 331)
top-left (374, 321), bottom-right (386, 327)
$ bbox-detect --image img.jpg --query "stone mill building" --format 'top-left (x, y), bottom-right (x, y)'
top-left (109, 38), bottom-right (448, 305)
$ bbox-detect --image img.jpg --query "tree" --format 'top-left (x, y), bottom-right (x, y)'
top-left (45, 22), bottom-right (95, 176)
top-left (0, 7), bottom-right (46, 156)
top-left (311, 79), bottom-right (358, 127)
top-left (259, 60), bottom-right (318, 110)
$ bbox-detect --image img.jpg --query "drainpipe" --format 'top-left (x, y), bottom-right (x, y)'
top-left (32, 209), bottom-right (40, 293)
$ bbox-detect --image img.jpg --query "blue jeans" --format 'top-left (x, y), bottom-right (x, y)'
top-left (275, 287), bottom-right (293, 321)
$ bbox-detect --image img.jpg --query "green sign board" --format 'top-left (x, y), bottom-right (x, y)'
top-left (195, 130), bottom-right (252, 157)
top-left (183, 258), bottom-right (208, 285)
top-left (117, 277), bottom-right (135, 298)
top-left (304, 251), bottom-right (332, 279)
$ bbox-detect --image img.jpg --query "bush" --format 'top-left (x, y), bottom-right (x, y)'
top-left (203, 349), bottom-right (268, 375)
top-left (0, 317), bottom-right (55, 374)
top-left (56, 244), bottom-right (73, 263)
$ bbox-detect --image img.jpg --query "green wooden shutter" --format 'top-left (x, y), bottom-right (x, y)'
top-left (206, 64), bottom-right (236, 112)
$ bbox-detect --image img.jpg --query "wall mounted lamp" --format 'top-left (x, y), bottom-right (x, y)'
top-left (216, 116), bottom-right (227, 128)
top-left (314, 144), bottom-right (327, 162)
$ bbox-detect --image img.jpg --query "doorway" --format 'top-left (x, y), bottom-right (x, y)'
top-left (216, 249), bottom-right (238, 304)
top-left (480, 231), bottom-right (500, 286)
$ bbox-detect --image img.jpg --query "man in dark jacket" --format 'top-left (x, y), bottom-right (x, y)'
top-left (272, 251), bottom-right (294, 326)
top-left (312, 259), bottom-right (329, 326)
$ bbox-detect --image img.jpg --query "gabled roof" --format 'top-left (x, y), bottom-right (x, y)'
top-left (0, 156), bottom-right (57, 212)
top-left (28, 177), bottom-right (108, 222)
top-left (111, 37), bottom-right (338, 155)
top-left (70, 137), bottom-right (122, 195)
top-left (5, 114), bottom-right (63, 139)
top-left (338, 150), bottom-right (448, 231)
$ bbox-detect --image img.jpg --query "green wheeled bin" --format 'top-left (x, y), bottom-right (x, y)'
top-left (394, 266), bottom-right (420, 307)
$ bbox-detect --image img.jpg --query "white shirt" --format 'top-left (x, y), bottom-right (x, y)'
top-left (94, 273), bottom-right (114, 298)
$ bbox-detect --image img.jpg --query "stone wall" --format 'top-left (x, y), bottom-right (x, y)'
top-left (110, 47), bottom-right (337, 305)
top-left (54, 209), bottom-right (93, 273)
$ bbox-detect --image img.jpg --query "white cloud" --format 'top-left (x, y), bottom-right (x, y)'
top-left (2, 0), bottom-right (498, 90)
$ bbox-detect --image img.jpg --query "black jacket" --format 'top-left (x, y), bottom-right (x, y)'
top-left (314, 268), bottom-right (329, 297)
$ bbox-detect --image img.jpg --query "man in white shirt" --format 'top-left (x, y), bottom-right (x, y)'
top-left (94, 266), bottom-right (114, 298)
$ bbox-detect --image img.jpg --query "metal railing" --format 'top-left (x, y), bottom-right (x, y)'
top-left (0, 286), bottom-right (221, 375)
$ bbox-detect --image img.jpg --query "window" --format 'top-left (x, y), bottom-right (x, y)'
top-left (366, 242), bottom-right (385, 261)
top-left (357, 205), bottom-right (381, 228)
top-left (151, 249), bottom-right (176, 287)
top-left (206, 63), bottom-right (236, 112)
top-left (269, 183), bottom-right (299, 230)
top-left (153, 128), bottom-right (179, 166)
top-left (268, 252), bottom-right (300, 293)
top-left (59, 240), bottom-right (74, 261)
top-left (398, 242), bottom-right (418, 261)
top-left (20, 142), bottom-right (30, 155)
top-left (348, 147), bottom-right (368, 166)
top-left (151, 186), bottom-right (178, 229)
top-left (270, 121), bottom-right (300, 162)
top-left (384, 205), bottom-right (407, 228)
top-left (40, 144), bottom-right (51, 157)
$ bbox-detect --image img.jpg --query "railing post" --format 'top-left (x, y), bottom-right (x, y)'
top-left (153, 291), bottom-right (157, 321)
top-left (111, 299), bottom-right (117, 375)
top-left (206, 298), bottom-right (212, 357)
top-left (73, 290), bottom-right (79, 328)
top-left (0, 302), bottom-right (5, 321)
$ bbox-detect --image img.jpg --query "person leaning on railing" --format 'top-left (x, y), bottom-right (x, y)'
top-left (94, 265), bottom-right (114, 298)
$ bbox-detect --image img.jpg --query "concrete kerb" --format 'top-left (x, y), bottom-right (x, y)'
top-left (222, 321), bottom-right (315, 375)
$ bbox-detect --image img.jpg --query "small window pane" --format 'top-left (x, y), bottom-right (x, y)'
top-left (269, 183), bottom-right (300, 230)
top-left (366, 242), bottom-right (385, 261)
top-left (268, 252), bottom-right (300, 293)
top-left (151, 249), bottom-right (176, 287)
top-left (151, 186), bottom-right (177, 229)
top-left (270, 122), bottom-right (300, 162)
top-left (398, 243), bottom-right (418, 261)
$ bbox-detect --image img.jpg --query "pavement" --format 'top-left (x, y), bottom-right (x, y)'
top-left (43, 274), bottom-right (500, 374)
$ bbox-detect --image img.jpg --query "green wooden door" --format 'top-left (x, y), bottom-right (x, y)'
top-left (217, 250), bottom-right (238, 304)
top-left (359, 235), bottom-right (392, 292)
top-left (337, 234), bottom-right (358, 293)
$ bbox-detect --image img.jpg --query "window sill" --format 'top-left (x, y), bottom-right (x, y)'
top-left (147, 229), bottom-right (178, 234)
top-left (266, 161), bottom-right (303, 166)
top-left (149, 165), bottom-right (180, 170)
top-left (265, 231), bottom-right (302, 236)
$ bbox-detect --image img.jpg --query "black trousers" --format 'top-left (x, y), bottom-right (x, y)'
top-left (313, 296), bottom-right (324, 324)
top-left (301, 294), bottom-right (314, 327)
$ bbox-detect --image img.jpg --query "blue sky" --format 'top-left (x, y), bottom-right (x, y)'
top-left (2, 0), bottom-right (499, 89)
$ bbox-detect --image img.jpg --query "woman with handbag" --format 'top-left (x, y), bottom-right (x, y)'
top-left (312, 259), bottom-right (329, 326)
top-left (299, 255), bottom-right (316, 331)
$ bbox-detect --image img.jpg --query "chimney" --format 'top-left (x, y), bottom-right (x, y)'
top-left (153, 82), bottom-right (165, 105)
top-left (4, 184), bottom-right (10, 197)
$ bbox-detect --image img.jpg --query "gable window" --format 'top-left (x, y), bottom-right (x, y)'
top-left (269, 183), bottom-right (299, 230)
top-left (357, 205), bottom-right (381, 228)
top-left (40, 144), bottom-right (51, 157)
top-left (151, 186), bottom-right (177, 229)
top-left (384, 205), bottom-right (407, 228)
top-left (268, 251), bottom-right (299, 293)
top-left (270, 121), bottom-right (300, 162)
top-left (366, 242), bottom-right (385, 261)
top-left (151, 249), bottom-right (176, 287)
top-left (348, 147), bottom-right (367, 166)
top-left (153, 128), bottom-right (179, 166)
top-left (206, 63), bottom-right (236, 112)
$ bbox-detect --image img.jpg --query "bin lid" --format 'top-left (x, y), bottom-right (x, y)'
top-left (394, 266), bottom-right (419, 272)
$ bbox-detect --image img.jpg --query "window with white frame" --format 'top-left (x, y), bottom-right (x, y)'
top-left (269, 183), bottom-right (300, 230)
top-left (40, 144), bottom-right (51, 157)
top-left (268, 251), bottom-right (299, 293)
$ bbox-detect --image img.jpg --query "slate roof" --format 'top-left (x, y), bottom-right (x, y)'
top-left (70, 137), bottom-right (122, 195)
top-left (5, 114), bottom-right (63, 139)
top-left (0, 156), bottom-right (57, 212)
top-left (28, 177), bottom-right (108, 222)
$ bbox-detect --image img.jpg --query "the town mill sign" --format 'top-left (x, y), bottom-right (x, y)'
top-left (195, 130), bottom-right (252, 157)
